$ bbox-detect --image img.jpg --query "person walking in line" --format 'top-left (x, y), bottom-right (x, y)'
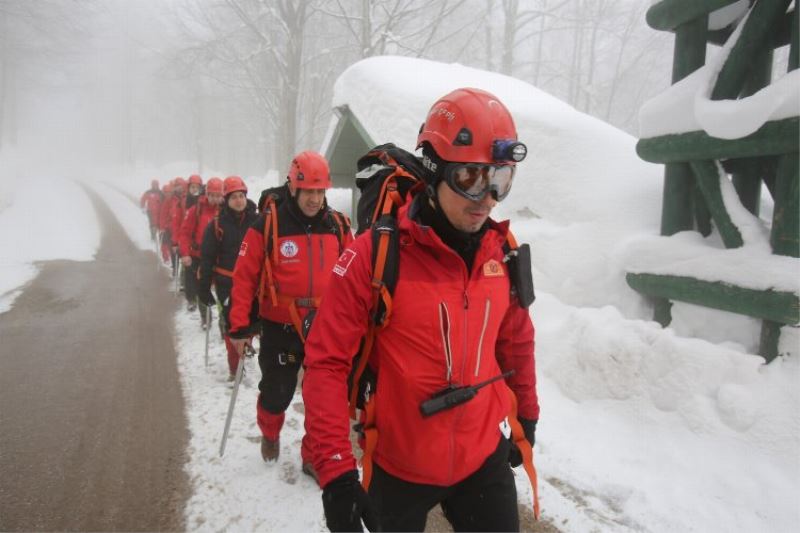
top-left (140, 179), bottom-right (163, 240)
top-left (227, 152), bottom-right (353, 479)
top-left (179, 177), bottom-right (224, 321)
top-left (198, 176), bottom-right (259, 379)
top-left (302, 88), bottom-right (539, 532)
top-left (158, 181), bottom-right (177, 272)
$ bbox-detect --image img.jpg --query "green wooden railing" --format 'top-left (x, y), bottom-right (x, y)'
top-left (631, 0), bottom-right (799, 362)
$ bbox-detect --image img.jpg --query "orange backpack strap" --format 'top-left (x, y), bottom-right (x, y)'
top-left (257, 201), bottom-right (280, 307)
top-left (507, 387), bottom-right (540, 520)
top-left (329, 210), bottom-right (349, 254)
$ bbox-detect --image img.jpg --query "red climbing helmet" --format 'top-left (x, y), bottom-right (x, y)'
top-left (223, 176), bottom-right (248, 196)
top-left (205, 177), bottom-right (223, 195)
top-left (416, 88), bottom-right (526, 165)
top-left (188, 174), bottom-right (203, 186)
top-left (287, 151), bottom-right (332, 190)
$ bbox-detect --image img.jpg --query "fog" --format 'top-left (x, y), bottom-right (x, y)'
top-left (1, 0), bottom-right (674, 181)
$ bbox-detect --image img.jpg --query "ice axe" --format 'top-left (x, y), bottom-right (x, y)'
top-left (219, 342), bottom-right (255, 457)
top-left (204, 305), bottom-right (212, 367)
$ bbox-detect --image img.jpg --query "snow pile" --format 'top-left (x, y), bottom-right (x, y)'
top-left (535, 292), bottom-right (800, 532)
top-left (640, 6), bottom-right (800, 138)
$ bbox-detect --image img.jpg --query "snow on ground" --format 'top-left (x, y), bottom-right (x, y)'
top-left (0, 177), bottom-right (100, 313)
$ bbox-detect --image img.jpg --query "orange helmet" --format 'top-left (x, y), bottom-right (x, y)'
top-left (416, 88), bottom-right (525, 164)
top-left (188, 174), bottom-right (203, 186)
top-left (173, 177), bottom-right (187, 189)
top-left (205, 177), bottom-right (224, 195)
top-left (223, 176), bottom-right (247, 196)
top-left (287, 151), bottom-right (331, 190)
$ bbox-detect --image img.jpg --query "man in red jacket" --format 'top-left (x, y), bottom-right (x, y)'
top-left (302, 88), bottom-right (539, 532)
top-left (140, 179), bottom-right (163, 240)
top-left (158, 182), bottom-right (176, 269)
top-left (197, 176), bottom-right (259, 380)
top-left (179, 177), bottom-right (223, 320)
top-left (228, 152), bottom-right (353, 477)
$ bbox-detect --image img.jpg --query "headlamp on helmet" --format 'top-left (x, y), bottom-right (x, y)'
top-left (492, 140), bottom-right (527, 163)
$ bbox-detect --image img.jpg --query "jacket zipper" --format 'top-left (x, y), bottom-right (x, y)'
top-left (438, 302), bottom-right (453, 382)
top-left (474, 298), bottom-right (491, 376)
top-left (307, 229), bottom-right (313, 297)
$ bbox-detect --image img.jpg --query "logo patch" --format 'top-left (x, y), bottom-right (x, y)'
top-left (280, 240), bottom-right (299, 258)
top-left (333, 249), bottom-right (357, 277)
top-left (482, 259), bottom-right (504, 278)
top-left (238, 241), bottom-right (248, 257)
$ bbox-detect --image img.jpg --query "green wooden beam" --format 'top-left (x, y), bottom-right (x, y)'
top-left (759, 320), bottom-right (783, 362)
top-left (692, 178), bottom-right (713, 236)
top-left (712, 0), bottom-right (793, 101)
top-left (790, 7), bottom-right (799, 71)
top-left (637, 117), bottom-right (799, 163)
top-left (708, 9), bottom-right (795, 47)
top-left (626, 273), bottom-right (800, 325)
top-left (646, 0), bottom-right (739, 31)
top-left (689, 160), bottom-right (744, 248)
top-left (660, 15), bottom-right (708, 238)
top-left (770, 153), bottom-right (800, 257)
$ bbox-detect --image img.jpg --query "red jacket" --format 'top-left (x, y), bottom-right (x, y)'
top-left (302, 202), bottom-right (538, 488)
top-left (229, 201), bottom-right (353, 333)
top-left (140, 189), bottom-right (163, 224)
top-left (178, 197), bottom-right (218, 258)
top-left (170, 194), bottom-right (188, 238)
top-left (158, 195), bottom-right (176, 232)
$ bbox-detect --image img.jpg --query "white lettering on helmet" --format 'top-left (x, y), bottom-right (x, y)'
top-left (431, 106), bottom-right (455, 122)
top-left (422, 155), bottom-right (437, 173)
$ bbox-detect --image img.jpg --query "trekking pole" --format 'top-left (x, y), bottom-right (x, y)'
top-left (174, 260), bottom-right (182, 296)
top-left (204, 305), bottom-right (212, 367)
top-left (219, 343), bottom-right (254, 457)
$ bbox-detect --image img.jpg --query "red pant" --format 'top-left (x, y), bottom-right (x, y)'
top-left (256, 394), bottom-right (311, 463)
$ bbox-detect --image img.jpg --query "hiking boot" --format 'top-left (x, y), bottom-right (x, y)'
top-left (302, 462), bottom-right (319, 485)
top-left (261, 437), bottom-right (279, 462)
top-left (227, 373), bottom-right (236, 382)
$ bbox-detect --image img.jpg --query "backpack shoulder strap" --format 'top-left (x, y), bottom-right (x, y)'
top-left (503, 229), bottom-right (535, 308)
top-left (258, 198), bottom-right (280, 307)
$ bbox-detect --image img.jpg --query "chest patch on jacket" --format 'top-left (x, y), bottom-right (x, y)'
top-left (482, 259), bottom-right (505, 278)
top-left (238, 241), bottom-right (248, 257)
top-left (333, 248), bottom-right (357, 277)
top-left (280, 240), bottom-right (299, 258)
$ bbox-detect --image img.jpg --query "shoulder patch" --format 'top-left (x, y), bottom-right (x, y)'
top-left (238, 241), bottom-right (248, 257)
top-left (333, 248), bottom-right (357, 277)
top-left (482, 258), bottom-right (505, 278)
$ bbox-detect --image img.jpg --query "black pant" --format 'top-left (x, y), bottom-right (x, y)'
top-left (184, 260), bottom-right (199, 304)
top-left (258, 320), bottom-right (304, 414)
top-left (368, 436), bottom-right (519, 532)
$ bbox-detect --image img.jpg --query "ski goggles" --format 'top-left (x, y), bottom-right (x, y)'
top-left (444, 163), bottom-right (515, 202)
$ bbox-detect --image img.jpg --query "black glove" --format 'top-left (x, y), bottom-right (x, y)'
top-left (508, 418), bottom-right (537, 468)
top-left (322, 470), bottom-right (378, 532)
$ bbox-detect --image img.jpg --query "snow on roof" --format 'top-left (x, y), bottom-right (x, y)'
top-left (328, 56), bottom-right (663, 228)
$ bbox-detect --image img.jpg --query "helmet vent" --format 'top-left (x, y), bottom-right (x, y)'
top-left (453, 128), bottom-right (472, 146)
